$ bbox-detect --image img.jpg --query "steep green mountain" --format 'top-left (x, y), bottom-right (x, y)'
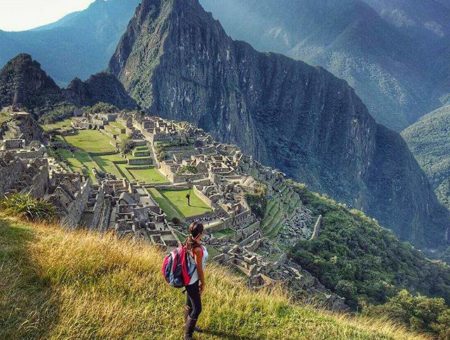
top-left (0, 0), bottom-right (141, 85)
top-left (0, 54), bottom-right (64, 115)
top-left (0, 54), bottom-right (136, 115)
top-left (402, 105), bottom-right (450, 210)
top-left (289, 184), bottom-right (450, 310)
top-left (199, 0), bottom-right (450, 131)
top-left (109, 0), bottom-right (449, 248)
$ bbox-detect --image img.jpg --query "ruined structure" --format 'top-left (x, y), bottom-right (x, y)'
top-left (0, 111), bottom-right (348, 310)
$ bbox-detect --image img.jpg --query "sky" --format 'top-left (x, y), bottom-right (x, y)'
top-left (0, 0), bottom-right (96, 31)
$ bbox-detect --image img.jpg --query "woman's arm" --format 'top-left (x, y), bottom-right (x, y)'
top-left (194, 247), bottom-right (205, 293)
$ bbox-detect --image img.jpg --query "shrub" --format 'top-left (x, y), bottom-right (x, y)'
top-left (365, 290), bottom-right (450, 338)
top-left (39, 104), bottom-right (76, 124)
top-left (245, 192), bottom-right (267, 219)
top-left (171, 217), bottom-right (181, 225)
top-left (0, 194), bottom-right (56, 222)
top-left (85, 102), bottom-right (118, 114)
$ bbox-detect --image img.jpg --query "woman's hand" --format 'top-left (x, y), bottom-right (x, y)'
top-left (199, 280), bottom-right (206, 294)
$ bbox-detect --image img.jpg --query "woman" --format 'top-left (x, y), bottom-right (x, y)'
top-left (184, 222), bottom-right (208, 340)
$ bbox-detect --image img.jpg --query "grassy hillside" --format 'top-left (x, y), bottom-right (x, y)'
top-left (0, 217), bottom-right (425, 339)
top-left (402, 105), bottom-right (450, 210)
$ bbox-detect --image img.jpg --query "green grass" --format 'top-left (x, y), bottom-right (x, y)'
top-left (148, 188), bottom-right (183, 221)
top-left (0, 111), bottom-right (11, 124)
top-left (105, 122), bottom-right (128, 142)
top-left (0, 217), bottom-right (424, 339)
top-left (160, 189), bottom-right (212, 218)
top-left (64, 130), bottom-right (116, 154)
top-left (212, 228), bottom-right (236, 239)
top-left (41, 118), bottom-right (72, 132)
top-left (56, 149), bottom-right (99, 183)
top-left (93, 155), bottom-right (125, 179)
top-left (127, 167), bottom-right (168, 184)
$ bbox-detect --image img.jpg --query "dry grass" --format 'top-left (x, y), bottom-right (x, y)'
top-left (0, 217), bottom-right (428, 340)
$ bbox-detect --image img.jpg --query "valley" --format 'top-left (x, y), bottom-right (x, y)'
top-left (0, 1), bottom-right (449, 338)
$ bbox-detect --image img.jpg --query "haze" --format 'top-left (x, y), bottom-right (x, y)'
top-left (0, 0), bottom-right (95, 31)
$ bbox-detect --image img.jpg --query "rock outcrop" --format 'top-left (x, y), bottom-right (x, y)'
top-left (64, 72), bottom-right (137, 110)
top-left (109, 0), bottom-right (449, 248)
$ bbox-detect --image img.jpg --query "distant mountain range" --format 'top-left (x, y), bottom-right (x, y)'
top-left (402, 104), bottom-right (450, 210)
top-left (199, 0), bottom-right (450, 131)
top-left (0, 0), bottom-right (140, 85)
top-left (109, 0), bottom-right (449, 249)
top-left (1, 0), bottom-right (448, 132)
top-left (0, 0), bottom-right (448, 249)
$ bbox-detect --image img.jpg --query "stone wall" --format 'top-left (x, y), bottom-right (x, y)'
top-left (28, 165), bottom-right (50, 198)
top-left (128, 158), bottom-right (152, 166)
top-left (61, 180), bottom-right (91, 229)
top-left (0, 157), bottom-right (25, 196)
top-left (90, 187), bottom-right (105, 229)
top-left (193, 185), bottom-right (213, 208)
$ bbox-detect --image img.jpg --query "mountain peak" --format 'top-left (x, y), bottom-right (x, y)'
top-left (109, 0), bottom-right (450, 248)
top-left (0, 53), bottom-right (62, 113)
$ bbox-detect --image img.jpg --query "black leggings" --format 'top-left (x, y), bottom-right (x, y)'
top-left (186, 280), bottom-right (202, 320)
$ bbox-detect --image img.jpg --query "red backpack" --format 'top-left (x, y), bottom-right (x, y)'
top-left (161, 244), bottom-right (203, 288)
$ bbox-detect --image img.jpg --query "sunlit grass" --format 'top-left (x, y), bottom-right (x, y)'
top-left (128, 167), bottom-right (168, 184)
top-left (64, 130), bottom-right (116, 154)
top-left (0, 217), bottom-right (426, 339)
top-left (41, 118), bottom-right (73, 132)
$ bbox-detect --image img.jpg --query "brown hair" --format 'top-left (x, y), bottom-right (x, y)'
top-left (185, 221), bottom-right (204, 252)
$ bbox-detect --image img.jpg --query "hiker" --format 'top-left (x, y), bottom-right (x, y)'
top-left (184, 222), bottom-right (208, 340)
top-left (186, 193), bottom-right (191, 206)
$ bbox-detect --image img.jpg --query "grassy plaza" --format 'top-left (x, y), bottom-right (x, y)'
top-left (160, 189), bottom-right (212, 218)
top-left (64, 130), bottom-right (117, 154)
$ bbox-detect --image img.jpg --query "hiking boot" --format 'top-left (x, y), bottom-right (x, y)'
top-left (184, 316), bottom-right (198, 340)
top-left (184, 306), bottom-right (203, 332)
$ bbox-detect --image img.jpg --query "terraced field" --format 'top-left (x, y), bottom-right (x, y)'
top-left (147, 188), bottom-right (182, 221)
top-left (127, 167), bottom-right (168, 183)
top-left (52, 124), bottom-right (169, 185)
top-left (56, 149), bottom-right (100, 183)
top-left (104, 121), bottom-right (128, 143)
top-left (261, 180), bottom-right (301, 239)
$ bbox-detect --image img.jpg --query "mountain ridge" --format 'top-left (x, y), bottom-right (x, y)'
top-left (199, 0), bottom-right (449, 131)
top-left (402, 105), bottom-right (450, 210)
top-left (0, 54), bottom-right (136, 115)
top-left (109, 0), bottom-right (450, 248)
top-left (0, 0), bottom-right (141, 85)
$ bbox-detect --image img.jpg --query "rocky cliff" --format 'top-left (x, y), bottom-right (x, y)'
top-left (64, 72), bottom-right (137, 110)
top-left (199, 0), bottom-right (450, 131)
top-left (109, 0), bottom-right (449, 248)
